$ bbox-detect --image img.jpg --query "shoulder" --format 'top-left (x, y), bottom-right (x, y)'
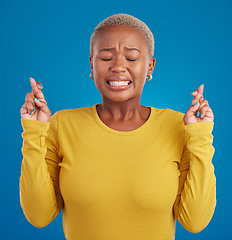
top-left (152, 107), bottom-right (184, 126)
top-left (52, 105), bottom-right (94, 119)
top-left (150, 107), bottom-right (186, 145)
top-left (151, 107), bottom-right (185, 136)
top-left (49, 106), bottom-right (95, 128)
top-left (49, 105), bottom-right (95, 131)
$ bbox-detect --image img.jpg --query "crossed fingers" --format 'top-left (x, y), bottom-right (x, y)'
top-left (30, 78), bottom-right (47, 104)
top-left (191, 84), bottom-right (210, 119)
top-left (24, 78), bottom-right (47, 115)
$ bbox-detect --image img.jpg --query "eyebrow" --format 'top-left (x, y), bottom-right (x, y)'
top-left (98, 47), bottom-right (141, 53)
top-left (125, 47), bottom-right (140, 52)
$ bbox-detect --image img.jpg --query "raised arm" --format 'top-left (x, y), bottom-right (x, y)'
top-left (20, 78), bottom-right (63, 228)
top-left (173, 85), bottom-right (216, 232)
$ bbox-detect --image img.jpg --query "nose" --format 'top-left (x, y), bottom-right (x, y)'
top-left (110, 56), bottom-right (127, 73)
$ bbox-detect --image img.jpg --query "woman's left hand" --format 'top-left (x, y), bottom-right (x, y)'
top-left (183, 84), bottom-right (214, 125)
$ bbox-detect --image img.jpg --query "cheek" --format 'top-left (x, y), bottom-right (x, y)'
top-left (131, 62), bottom-right (148, 80)
top-left (93, 60), bottom-right (108, 77)
top-left (92, 61), bottom-right (108, 91)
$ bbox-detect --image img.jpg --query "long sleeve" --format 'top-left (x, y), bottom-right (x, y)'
top-left (19, 105), bottom-right (218, 239)
top-left (173, 121), bottom-right (216, 233)
top-left (20, 113), bottom-right (63, 228)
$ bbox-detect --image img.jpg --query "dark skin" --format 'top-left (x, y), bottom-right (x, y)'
top-left (21, 26), bottom-right (214, 126)
top-left (89, 25), bottom-right (156, 131)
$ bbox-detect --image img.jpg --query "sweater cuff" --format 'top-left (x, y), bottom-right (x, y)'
top-left (184, 121), bottom-right (214, 136)
top-left (21, 119), bottom-right (50, 139)
top-left (184, 121), bottom-right (214, 149)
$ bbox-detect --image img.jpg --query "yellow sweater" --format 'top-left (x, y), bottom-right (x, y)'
top-left (20, 104), bottom-right (216, 240)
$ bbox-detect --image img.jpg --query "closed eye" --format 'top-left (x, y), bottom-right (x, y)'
top-left (126, 58), bottom-right (136, 61)
top-left (101, 58), bottom-right (113, 61)
top-left (101, 58), bottom-right (136, 61)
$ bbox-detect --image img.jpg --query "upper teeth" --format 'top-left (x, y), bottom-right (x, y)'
top-left (108, 81), bottom-right (130, 86)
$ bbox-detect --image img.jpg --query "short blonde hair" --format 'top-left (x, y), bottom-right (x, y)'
top-left (90, 13), bottom-right (155, 58)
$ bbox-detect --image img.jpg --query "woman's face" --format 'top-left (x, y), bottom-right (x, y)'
top-left (89, 25), bottom-right (156, 103)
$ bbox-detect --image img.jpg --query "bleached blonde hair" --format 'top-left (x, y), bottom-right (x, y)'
top-left (90, 13), bottom-right (155, 58)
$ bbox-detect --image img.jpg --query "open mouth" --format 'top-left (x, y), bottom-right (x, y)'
top-left (107, 81), bottom-right (132, 86)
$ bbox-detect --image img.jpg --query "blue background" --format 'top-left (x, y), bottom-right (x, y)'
top-left (1, 0), bottom-right (231, 239)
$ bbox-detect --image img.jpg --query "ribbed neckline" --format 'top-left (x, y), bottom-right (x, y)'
top-left (91, 104), bottom-right (155, 136)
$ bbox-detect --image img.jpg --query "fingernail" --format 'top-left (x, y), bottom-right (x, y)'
top-left (39, 84), bottom-right (43, 87)
top-left (35, 97), bottom-right (40, 102)
top-left (201, 114), bottom-right (203, 118)
top-left (194, 102), bottom-right (199, 106)
top-left (191, 91), bottom-right (195, 94)
top-left (30, 112), bottom-right (33, 115)
top-left (196, 112), bottom-right (200, 117)
top-left (33, 106), bottom-right (35, 111)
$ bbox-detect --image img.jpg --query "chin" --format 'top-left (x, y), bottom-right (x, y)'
top-left (103, 94), bottom-right (138, 103)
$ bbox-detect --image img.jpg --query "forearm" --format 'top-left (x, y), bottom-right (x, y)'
top-left (174, 122), bottom-right (216, 233)
top-left (20, 119), bottom-right (62, 228)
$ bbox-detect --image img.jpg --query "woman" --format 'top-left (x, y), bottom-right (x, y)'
top-left (20, 13), bottom-right (216, 240)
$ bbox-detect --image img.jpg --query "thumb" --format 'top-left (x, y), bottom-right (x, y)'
top-left (191, 101), bottom-right (200, 111)
top-left (34, 97), bottom-right (51, 116)
top-left (185, 102), bottom-right (200, 117)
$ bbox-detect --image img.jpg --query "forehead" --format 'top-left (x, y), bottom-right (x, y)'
top-left (94, 25), bottom-right (148, 51)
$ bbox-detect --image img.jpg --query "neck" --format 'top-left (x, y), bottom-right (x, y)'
top-left (98, 97), bottom-right (143, 121)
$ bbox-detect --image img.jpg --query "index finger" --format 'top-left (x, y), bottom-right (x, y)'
top-left (191, 84), bottom-right (204, 106)
top-left (195, 84), bottom-right (204, 101)
top-left (192, 84), bottom-right (204, 106)
top-left (191, 84), bottom-right (204, 96)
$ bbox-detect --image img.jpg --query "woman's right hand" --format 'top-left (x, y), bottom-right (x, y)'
top-left (20, 78), bottom-right (51, 122)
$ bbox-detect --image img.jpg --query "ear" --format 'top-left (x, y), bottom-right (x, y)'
top-left (89, 55), bottom-right (93, 72)
top-left (147, 58), bottom-right (156, 75)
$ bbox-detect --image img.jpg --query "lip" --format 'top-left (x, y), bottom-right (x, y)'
top-left (106, 76), bottom-right (132, 91)
top-left (107, 76), bottom-right (131, 81)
